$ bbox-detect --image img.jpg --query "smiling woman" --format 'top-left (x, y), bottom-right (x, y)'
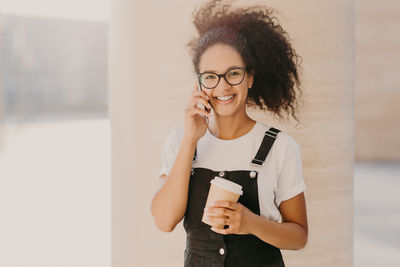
top-left (150, 1), bottom-right (307, 266)
top-left (187, 2), bottom-right (303, 126)
top-left (198, 44), bottom-right (254, 122)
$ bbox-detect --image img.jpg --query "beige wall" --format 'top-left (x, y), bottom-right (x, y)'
top-left (109, 1), bottom-right (194, 266)
top-left (355, 0), bottom-right (400, 161)
top-left (0, 12), bottom-right (4, 149)
top-left (109, 0), bottom-right (354, 266)
top-left (249, 1), bottom-right (354, 266)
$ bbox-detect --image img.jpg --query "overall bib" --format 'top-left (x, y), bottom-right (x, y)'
top-left (183, 127), bottom-right (285, 267)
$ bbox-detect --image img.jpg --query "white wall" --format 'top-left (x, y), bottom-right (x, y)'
top-left (0, 120), bottom-right (111, 267)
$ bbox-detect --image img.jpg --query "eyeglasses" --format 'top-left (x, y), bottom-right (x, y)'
top-left (197, 67), bottom-right (247, 89)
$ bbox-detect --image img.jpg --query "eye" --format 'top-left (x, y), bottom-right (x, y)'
top-left (227, 70), bottom-right (240, 77)
top-left (204, 74), bottom-right (217, 80)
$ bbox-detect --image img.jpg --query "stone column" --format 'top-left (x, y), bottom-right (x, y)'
top-left (109, 0), bottom-right (354, 266)
top-left (249, 1), bottom-right (355, 266)
top-left (355, 0), bottom-right (400, 161)
top-left (109, 1), bottom-right (196, 266)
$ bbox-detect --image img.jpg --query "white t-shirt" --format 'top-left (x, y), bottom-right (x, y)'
top-left (158, 121), bottom-right (307, 223)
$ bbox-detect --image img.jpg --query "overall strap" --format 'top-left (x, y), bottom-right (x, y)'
top-left (193, 148), bottom-right (197, 163)
top-left (251, 127), bottom-right (281, 166)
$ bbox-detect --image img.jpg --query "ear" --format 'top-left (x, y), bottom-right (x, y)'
top-left (248, 69), bottom-right (255, 89)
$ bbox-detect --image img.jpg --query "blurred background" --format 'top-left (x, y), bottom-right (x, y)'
top-left (0, 0), bottom-right (399, 266)
top-left (0, 0), bottom-right (111, 266)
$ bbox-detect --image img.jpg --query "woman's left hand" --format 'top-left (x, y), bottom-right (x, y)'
top-left (203, 200), bottom-right (255, 235)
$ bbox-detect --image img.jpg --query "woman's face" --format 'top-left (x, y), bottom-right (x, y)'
top-left (198, 43), bottom-right (253, 118)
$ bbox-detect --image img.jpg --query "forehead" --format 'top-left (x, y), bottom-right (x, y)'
top-left (199, 43), bottom-right (245, 73)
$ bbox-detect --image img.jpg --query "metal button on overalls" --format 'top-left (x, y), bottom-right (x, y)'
top-left (183, 127), bottom-right (285, 267)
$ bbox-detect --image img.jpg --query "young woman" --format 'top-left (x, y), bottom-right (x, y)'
top-left (151, 1), bottom-right (308, 266)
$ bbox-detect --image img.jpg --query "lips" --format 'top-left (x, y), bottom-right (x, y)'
top-left (213, 94), bottom-right (237, 104)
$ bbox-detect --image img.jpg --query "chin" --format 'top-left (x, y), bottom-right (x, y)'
top-left (213, 107), bottom-right (241, 117)
top-left (214, 103), bottom-right (246, 118)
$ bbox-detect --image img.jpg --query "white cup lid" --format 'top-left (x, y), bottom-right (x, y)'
top-left (210, 177), bottom-right (243, 195)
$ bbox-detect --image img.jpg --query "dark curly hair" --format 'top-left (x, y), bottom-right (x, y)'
top-left (187, 0), bottom-right (303, 124)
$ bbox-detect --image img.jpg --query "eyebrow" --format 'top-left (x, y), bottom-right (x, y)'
top-left (201, 65), bottom-right (244, 74)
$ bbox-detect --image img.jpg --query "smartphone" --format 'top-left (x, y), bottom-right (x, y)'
top-left (196, 79), bottom-right (209, 124)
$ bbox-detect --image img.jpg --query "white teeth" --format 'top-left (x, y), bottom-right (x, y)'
top-left (216, 95), bottom-right (234, 101)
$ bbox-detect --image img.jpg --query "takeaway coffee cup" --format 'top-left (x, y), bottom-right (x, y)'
top-left (201, 177), bottom-right (243, 227)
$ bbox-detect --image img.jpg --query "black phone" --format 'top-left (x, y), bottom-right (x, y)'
top-left (197, 79), bottom-right (209, 124)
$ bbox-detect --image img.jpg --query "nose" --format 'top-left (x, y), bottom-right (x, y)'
top-left (215, 75), bottom-right (231, 91)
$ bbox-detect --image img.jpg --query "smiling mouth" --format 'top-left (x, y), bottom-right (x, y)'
top-left (214, 94), bottom-right (237, 104)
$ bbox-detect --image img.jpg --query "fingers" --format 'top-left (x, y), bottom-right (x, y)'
top-left (203, 212), bottom-right (238, 235)
top-left (193, 91), bottom-right (211, 108)
top-left (185, 106), bottom-right (210, 118)
top-left (203, 206), bottom-right (239, 231)
top-left (203, 214), bottom-right (229, 227)
top-left (184, 83), bottom-right (212, 130)
top-left (189, 84), bottom-right (211, 108)
top-left (194, 96), bottom-right (212, 109)
top-left (192, 89), bottom-right (209, 102)
top-left (187, 89), bottom-right (211, 114)
top-left (209, 200), bottom-right (238, 211)
top-left (205, 206), bottom-right (236, 219)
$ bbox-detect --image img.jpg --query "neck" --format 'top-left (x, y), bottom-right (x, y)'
top-left (208, 109), bottom-right (256, 140)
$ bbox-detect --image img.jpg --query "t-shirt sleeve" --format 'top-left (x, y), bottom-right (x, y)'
top-left (275, 144), bottom-right (307, 207)
top-left (158, 129), bottom-right (181, 181)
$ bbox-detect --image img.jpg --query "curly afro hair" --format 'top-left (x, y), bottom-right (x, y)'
top-left (187, 0), bottom-right (303, 124)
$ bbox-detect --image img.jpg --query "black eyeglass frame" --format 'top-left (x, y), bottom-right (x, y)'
top-left (197, 67), bottom-right (248, 89)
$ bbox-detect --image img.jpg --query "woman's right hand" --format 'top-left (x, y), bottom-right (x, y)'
top-left (184, 83), bottom-right (212, 142)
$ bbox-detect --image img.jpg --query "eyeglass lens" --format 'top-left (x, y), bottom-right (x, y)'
top-left (199, 68), bottom-right (245, 89)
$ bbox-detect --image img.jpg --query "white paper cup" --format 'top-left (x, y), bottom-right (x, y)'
top-left (202, 177), bottom-right (243, 227)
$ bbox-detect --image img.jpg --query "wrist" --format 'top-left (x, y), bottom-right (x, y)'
top-left (245, 211), bottom-right (260, 235)
top-left (182, 133), bottom-right (199, 146)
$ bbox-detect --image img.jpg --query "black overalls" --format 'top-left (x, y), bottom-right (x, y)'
top-left (183, 127), bottom-right (285, 267)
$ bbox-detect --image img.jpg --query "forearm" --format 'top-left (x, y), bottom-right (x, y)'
top-left (151, 135), bottom-right (197, 232)
top-left (248, 213), bottom-right (308, 250)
